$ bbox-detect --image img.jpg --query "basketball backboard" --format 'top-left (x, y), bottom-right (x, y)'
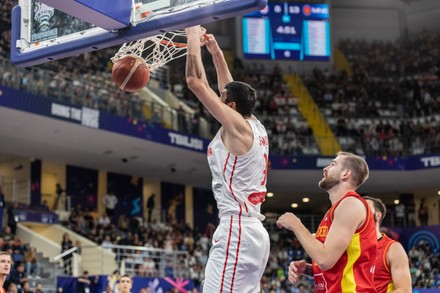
top-left (11, 0), bottom-right (267, 67)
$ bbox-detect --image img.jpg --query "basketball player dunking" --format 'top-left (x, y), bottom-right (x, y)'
top-left (186, 26), bottom-right (270, 293)
top-left (0, 252), bottom-right (12, 293)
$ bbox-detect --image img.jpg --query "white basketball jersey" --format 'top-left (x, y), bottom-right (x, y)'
top-left (207, 118), bottom-right (269, 220)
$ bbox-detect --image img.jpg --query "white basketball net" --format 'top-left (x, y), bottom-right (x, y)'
top-left (111, 29), bottom-right (204, 73)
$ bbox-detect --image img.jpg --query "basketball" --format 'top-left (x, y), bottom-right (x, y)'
top-left (112, 56), bottom-right (150, 92)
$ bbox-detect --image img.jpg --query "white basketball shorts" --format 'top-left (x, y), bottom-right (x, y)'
top-left (203, 215), bottom-right (270, 293)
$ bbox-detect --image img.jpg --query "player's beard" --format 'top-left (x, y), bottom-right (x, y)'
top-left (319, 172), bottom-right (340, 191)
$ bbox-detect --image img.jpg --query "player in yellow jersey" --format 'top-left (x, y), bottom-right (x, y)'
top-left (364, 196), bottom-right (412, 293)
top-left (278, 152), bottom-right (377, 293)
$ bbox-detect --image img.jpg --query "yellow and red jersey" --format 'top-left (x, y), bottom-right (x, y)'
top-left (374, 233), bottom-right (396, 293)
top-left (312, 191), bottom-right (377, 293)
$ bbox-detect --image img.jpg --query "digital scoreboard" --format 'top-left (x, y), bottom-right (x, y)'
top-left (242, 2), bottom-right (331, 61)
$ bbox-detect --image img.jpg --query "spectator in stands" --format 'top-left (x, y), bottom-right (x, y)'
top-left (146, 193), bottom-right (155, 224)
top-left (0, 187), bottom-right (5, 230)
top-left (0, 251), bottom-right (12, 293)
top-left (33, 283), bottom-right (43, 293)
top-left (53, 183), bottom-right (65, 211)
top-left (21, 281), bottom-right (31, 293)
top-left (177, 106), bottom-right (188, 133)
top-left (61, 233), bottom-right (73, 275)
top-left (418, 198), bottom-right (429, 226)
top-left (9, 263), bottom-right (28, 292)
top-left (406, 200), bottom-right (416, 227)
top-left (151, 109), bottom-right (163, 127)
top-left (74, 240), bottom-right (82, 255)
top-left (143, 256), bottom-right (157, 278)
top-left (395, 202), bottom-right (406, 227)
top-left (23, 247), bottom-right (40, 278)
top-left (166, 193), bottom-right (183, 225)
top-left (98, 213), bottom-right (111, 226)
top-left (1, 228), bottom-right (13, 243)
top-left (101, 235), bottom-right (113, 251)
top-left (6, 204), bottom-right (17, 235)
top-left (117, 275), bottom-right (132, 293)
top-left (76, 271), bottom-right (93, 293)
top-left (102, 191), bottom-right (118, 220)
top-left (6, 283), bottom-right (17, 293)
top-left (164, 260), bottom-right (174, 278)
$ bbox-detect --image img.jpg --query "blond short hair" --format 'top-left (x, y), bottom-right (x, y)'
top-left (337, 151), bottom-right (369, 188)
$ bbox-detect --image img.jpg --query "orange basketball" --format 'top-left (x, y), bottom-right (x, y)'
top-left (112, 56), bottom-right (150, 92)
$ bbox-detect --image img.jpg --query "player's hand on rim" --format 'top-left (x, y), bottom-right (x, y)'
top-left (185, 25), bottom-right (207, 44)
top-left (204, 33), bottom-right (221, 54)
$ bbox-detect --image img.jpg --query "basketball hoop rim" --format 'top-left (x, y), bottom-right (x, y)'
top-left (111, 30), bottom-right (208, 72)
top-left (159, 39), bottom-right (186, 48)
top-left (159, 32), bottom-right (208, 48)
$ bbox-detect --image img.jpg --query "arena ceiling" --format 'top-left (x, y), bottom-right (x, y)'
top-left (0, 106), bottom-right (438, 214)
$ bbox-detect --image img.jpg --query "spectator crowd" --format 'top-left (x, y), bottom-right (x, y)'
top-left (1, 0), bottom-right (439, 156)
top-left (1, 214), bottom-right (44, 292)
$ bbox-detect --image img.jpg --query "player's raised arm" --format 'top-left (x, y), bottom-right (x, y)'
top-left (185, 26), bottom-right (253, 155)
top-left (185, 26), bottom-right (210, 90)
top-left (185, 26), bottom-right (235, 127)
top-left (204, 33), bottom-right (233, 93)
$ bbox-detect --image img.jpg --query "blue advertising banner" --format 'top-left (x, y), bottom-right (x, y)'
top-left (14, 208), bottom-right (58, 223)
top-left (0, 86), bottom-right (209, 154)
top-left (1, 86), bottom-right (439, 171)
top-left (57, 275), bottom-right (435, 292)
top-left (386, 225), bottom-right (440, 252)
top-left (57, 275), bottom-right (196, 292)
top-left (269, 155), bottom-right (440, 170)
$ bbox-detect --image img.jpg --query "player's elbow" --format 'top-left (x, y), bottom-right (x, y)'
top-left (186, 76), bottom-right (206, 92)
top-left (315, 257), bottom-right (336, 271)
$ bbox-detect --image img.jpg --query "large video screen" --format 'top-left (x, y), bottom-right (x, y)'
top-left (242, 2), bottom-right (330, 61)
